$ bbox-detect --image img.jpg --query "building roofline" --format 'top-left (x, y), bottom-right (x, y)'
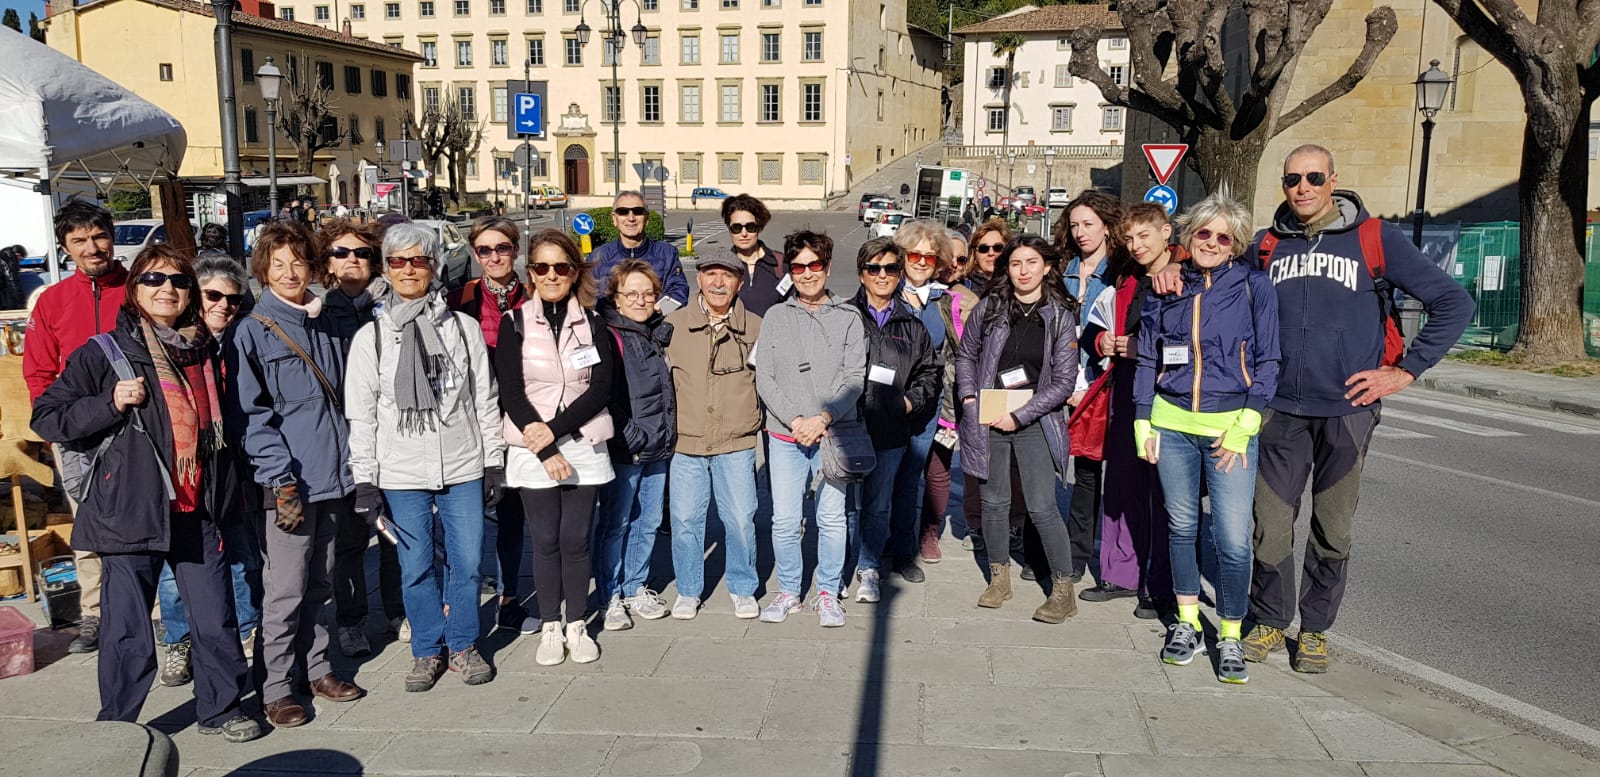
top-left (952, 3), bottom-right (1122, 36)
top-left (67, 0), bottom-right (424, 60)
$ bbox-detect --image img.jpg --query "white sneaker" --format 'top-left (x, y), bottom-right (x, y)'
top-left (671, 596), bottom-right (700, 620)
top-left (392, 617), bottom-right (412, 643)
top-left (817, 591), bottom-right (846, 628)
top-left (625, 587), bottom-right (669, 620)
top-left (759, 592), bottom-right (803, 623)
top-left (535, 621), bottom-right (566, 666)
top-left (731, 594), bottom-right (760, 619)
top-left (338, 621), bottom-right (372, 657)
top-left (603, 596), bottom-right (633, 631)
top-left (855, 569), bottom-right (881, 603)
top-left (566, 622), bottom-right (600, 664)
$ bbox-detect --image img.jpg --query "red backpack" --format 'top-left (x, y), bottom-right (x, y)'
top-left (1257, 218), bottom-right (1405, 367)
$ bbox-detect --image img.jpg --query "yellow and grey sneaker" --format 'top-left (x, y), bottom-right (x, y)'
top-left (1293, 631), bottom-right (1330, 673)
top-left (1240, 623), bottom-right (1286, 663)
top-left (1216, 639), bottom-right (1249, 684)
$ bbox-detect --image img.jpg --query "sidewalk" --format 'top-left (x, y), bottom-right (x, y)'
top-left (2, 537), bottom-right (1595, 777)
top-left (829, 140), bottom-right (946, 211)
top-left (1420, 358), bottom-right (1600, 418)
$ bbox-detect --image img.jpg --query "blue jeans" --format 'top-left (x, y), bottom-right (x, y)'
top-left (595, 458), bottom-right (670, 602)
top-left (1154, 429), bottom-right (1257, 621)
top-left (384, 481), bottom-right (486, 657)
top-left (768, 435), bottom-right (849, 596)
top-left (669, 449), bottom-right (759, 599)
top-left (157, 519), bottom-right (261, 644)
top-left (893, 419), bottom-right (938, 548)
top-left (856, 445), bottom-right (908, 573)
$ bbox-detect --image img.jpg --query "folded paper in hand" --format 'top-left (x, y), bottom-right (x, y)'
top-left (978, 389), bottom-right (1033, 425)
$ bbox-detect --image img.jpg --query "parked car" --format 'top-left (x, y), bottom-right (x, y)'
top-left (113, 219), bottom-right (196, 264)
top-left (870, 210), bottom-right (912, 239)
top-left (691, 187), bottom-right (730, 205)
top-left (533, 185), bottom-right (569, 209)
top-left (1046, 187), bottom-right (1071, 208)
top-left (413, 219), bottom-right (473, 290)
top-left (858, 192), bottom-right (890, 222)
top-left (1014, 186), bottom-right (1037, 205)
top-left (861, 197), bottom-right (897, 225)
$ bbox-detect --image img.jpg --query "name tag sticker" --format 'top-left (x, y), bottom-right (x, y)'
top-left (1163, 346), bottom-right (1189, 366)
top-left (570, 346), bottom-right (601, 370)
top-left (999, 366), bottom-right (1028, 389)
top-left (776, 275), bottom-right (794, 295)
top-left (868, 363), bottom-right (897, 385)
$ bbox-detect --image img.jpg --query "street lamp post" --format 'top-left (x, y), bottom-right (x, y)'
top-left (1042, 145), bottom-right (1057, 235)
top-left (256, 58), bottom-right (284, 220)
top-left (211, 0), bottom-right (245, 255)
top-left (375, 139), bottom-right (387, 211)
top-left (1403, 59), bottom-right (1452, 344)
top-left (399, 123), bottom-right (412, 218)
top-left (1006, 149), bottom-right (1017, 194)
top-left (576, 0), bottom-right (647, 197)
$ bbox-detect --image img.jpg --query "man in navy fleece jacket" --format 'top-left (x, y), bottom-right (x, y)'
top-left (1239, 144), bottom-right (1473, 673)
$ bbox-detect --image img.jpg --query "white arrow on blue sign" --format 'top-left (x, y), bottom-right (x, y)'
top-left (1144, 184), bottom-right (1179, 216)
top-left (572, 213), bottom-right (596, 236)
top-left (514, 92), bottom-right (543, 136)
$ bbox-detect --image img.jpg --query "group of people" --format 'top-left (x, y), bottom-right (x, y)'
top-left (20, 144), bottom-right (1472, 742)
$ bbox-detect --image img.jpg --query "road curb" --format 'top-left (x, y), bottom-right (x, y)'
top-left (1417, 375), bottom-right (1600, 418)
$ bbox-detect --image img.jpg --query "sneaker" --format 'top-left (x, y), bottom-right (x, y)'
top-left (68, 616), bottom-right (100, 654)
top-left (159, 638), bottom-right (192, 687)
top-left (1078, 581), bottom-right (1138, 602)
top-left (919, 527), bottom-right (943, 563)
top-left (603, 596), bottom-right (633, 631)
top-left (566, 622), bottom-right (599, 664)
top-left (854, 569), bottom-right (881, 603)
top-left (816, 591), bottom-right (846, 628)
top-left (671, 596), bottom-right (700, 620)
top-left (394, 617), bottom-right (412, 643)
top-left (893, 558), bottom-right (925, 584)
top-left (1216, 639), bottom-right (1250, 684)
top-left (730, 594), bottom-right (760, 619)
top-left (759, 592), bottom-right (803, 624)
top-left (1019, 565), bottom-right (1037, 582)
top-left (1293, 631), bottom-right (1330, 674)
top-left (1241, 624), bottom-right (1286, 662)
top-left (1132, 597), bottom-right (1161, 620)
top-left (535, 622), bottom-right (566, 666)
top-left (449, 645), bottom-right (495, 685)
top-left (338, 621), bottom-right (372, 658)
top-left (1161, 622), bottom-right (1206, 666)
top-left (625, 588), bottom-right (669, 620)
top-left (405, 655), bottom-right (446, 692)
top-left (198, 714), bottom-right (265, 743)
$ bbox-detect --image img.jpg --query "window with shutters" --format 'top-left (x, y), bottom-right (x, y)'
top-left (345, 66), bottom-right (362, 94)
top-left (375, 117), bottom-right (386, 141)
top-left (421, 41), bottom-right (437, 67)
top-left (643, 36), bottom-right (660, 64)
top-left (1101, 106), bottom-right (1123, 131)
top-left (316, 61), bottom-right (334, 89)
top-left (758, 156), bottom-right (780, 183)
top-left (491, 38), bottom-right (509, 66)
top-left (719, 82), bottom-right (740, 122)
top-left (349, 114), bottom-right (363, 145)
top-left (1054, 64), bottom-right (1071, 87)
top-left (397, 74), bottom-right (412, 99)
top-left (492, 87), bottom-right (508, 122)
top-left (799, 156), bottom-right (823, 183)
top-left (244, 108), bottom-right (259, 143)
top-left (720, 32), bottom-right (738, 63)
top-left (241, 49), bottom-right (255, 82)
top-left (681, 156), bottom-right (701, 182)
top-left (719, 155), bottom-right (740, 183)
top-left (680, 83), bottom-right (701, 122)
top-left (681, 34), bottom-right (699, 64)
top-left (456, 39), bottom-right (472, 66)
top-left (1051, 105), bottom-right (1073, 131)
top-left (371, 70), bottom-right (388, 96)
top-left (423, 86), bottom-right (440, 111)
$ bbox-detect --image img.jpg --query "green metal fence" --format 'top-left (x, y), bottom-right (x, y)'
top-left (1442, 220), bottom-right (1600, 358)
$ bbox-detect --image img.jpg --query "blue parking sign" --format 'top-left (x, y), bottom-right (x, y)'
top-left (514, 92), bottom-right (542, 136)
top-left (1144, 185), bottom-right (1179, 216)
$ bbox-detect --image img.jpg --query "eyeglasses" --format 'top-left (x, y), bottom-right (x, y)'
top-left (613, 206), bottom-right (648, 217)
top-left (617, 290), bottom-right (658, 303)
top-left (727, 222), bottom-right (760, 235)
top-left (862, 263), bottom-right (902, 276)
top-left (1193, 229), bottom-right (1234, 248)
top-left (788, 259), bottom-right (828, 276)
top-left (474, 242), bottom-right (515, 259)
top-left (137, 271), bottom-right (194, 290)
top-left (532, 262), bottom-right (575, 277)
top-left (386, 255), bottom-right (433, 269)
top-left (203, 289), bottom-right (246, 307)
top-left (1281, 172), bottom-right (1328, 188)
top-left (973, 243), bottom-right (1005, 254)
top-left (906, 251), bottom-right (937, 267)
top-left (327, 246), bottom-right (376, 260)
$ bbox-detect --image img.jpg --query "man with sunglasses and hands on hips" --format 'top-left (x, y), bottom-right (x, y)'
top-left (591, 191), bottom-right (689, 310)
top-left (1150, 144), bottom-right (1472, 674)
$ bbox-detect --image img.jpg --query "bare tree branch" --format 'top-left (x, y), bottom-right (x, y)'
top-left (1274, 7), bottom-right (1399, 134)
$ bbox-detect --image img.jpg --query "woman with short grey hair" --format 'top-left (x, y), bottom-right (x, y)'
top-left (382, 221), bottom-right (442, 264)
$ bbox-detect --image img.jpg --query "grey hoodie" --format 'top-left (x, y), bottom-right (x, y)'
top-left (753, 293), bottom-right (866, 436)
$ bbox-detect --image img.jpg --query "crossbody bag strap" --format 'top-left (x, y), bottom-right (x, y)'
top-left (250, 313), bottom-right (342, 413)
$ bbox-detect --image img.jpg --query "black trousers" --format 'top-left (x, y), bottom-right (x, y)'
top-left (98, 511), bottom-right (247, 728)
top-left (1066, 456), bottom-right (1102, 576)
top-left (523, 485), bottom-right (598, 623)
top-left (333, 507), bottom-right (404, 627)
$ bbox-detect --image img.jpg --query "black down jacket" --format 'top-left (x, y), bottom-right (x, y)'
top-left (848, 289), bottom-right (942, 451)
top-left (599, 298), bottom-right (677, 464)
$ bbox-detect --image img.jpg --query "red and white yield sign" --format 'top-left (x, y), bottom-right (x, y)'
top-left (1142, 144), bottom-right (1189, 185)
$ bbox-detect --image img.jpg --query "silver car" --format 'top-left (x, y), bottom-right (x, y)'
top-left (412, 219), bottom-right (473, 289)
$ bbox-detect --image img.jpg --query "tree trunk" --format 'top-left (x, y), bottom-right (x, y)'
top-left (1187, 129), bottom-right (1267, 211)
top-left (1513, 99), bottom-right (1590, 364)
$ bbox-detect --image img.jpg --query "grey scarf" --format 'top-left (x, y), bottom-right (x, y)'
top-left (372, 277), bottom-right (451, 434)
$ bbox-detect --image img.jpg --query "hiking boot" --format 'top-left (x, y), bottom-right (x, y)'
top-left (1032, 575), bottom-right (1078, 623)
top-left (338, 621), bottom-right (372, 657)
top-left (731, 594), bottom-right (760, 619)
top-left (1293, 631), bottom-right (1330, 674)
top-left (977, 564), bottom-right (1012, 608)
top-left (816, 591), bottom-right (846, 628)
top-left (671, 596), bottom-right (700, 620)
top-left (1162, 622), bottom-right (1205, 666)
top-left (68, 616), bottom-right (100, 654)
top-left (854, 569), bottom-right (881, 603)
top-left (894, 558), bottom-right (925, 583)
top-left (535, 622), bottom-right (566, 666)
top-left (759, 592), bottom-right (803, 623)
top-left (160, 638), bottom-right (192, 687)
top-left (919, 527), bottom-right (943, 563)
top-left (405, 655), bottom-right (446, 692)
top-left (1216, 639), bottom-right (1250, 684)
top-left (566, 622), bottom-right (599, 664)
top-left (626, 587), bottom-right (669, 620)
top-left (1241, 624), bottom-right (1286, 663)
top-left (602, 596), bottom-right (632, 631)
top-left (450, 645), bottom-right (495, 684)
top-left (199, 714), bottom-right (265, 743)
top-left (1078, 581), bottom-right (1138, 602)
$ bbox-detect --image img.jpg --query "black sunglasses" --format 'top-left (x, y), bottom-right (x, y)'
top-left (862, 263), bottom-right (902, 276)
top-left (614, 206), bottom-right (648, 217)
top-left (728, 222), bottom-right (760, 235)
top-left (203, 289), bottom-right (246, 306)
top-left (1281, 172), bottom-right (1328, 188)
top-left (974, 243), bottom-right (1005, 254)
top-left (327, 246), bottom-right (376, 260)
top-left (474, 242), bottom-right (516, 258)
top-left (137, 271), bottom-right (194, 289)
top-left (788, 259), bottom-right (827, 276)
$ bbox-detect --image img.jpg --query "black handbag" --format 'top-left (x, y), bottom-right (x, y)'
top-left (820, 418), bottom-right (876, 483)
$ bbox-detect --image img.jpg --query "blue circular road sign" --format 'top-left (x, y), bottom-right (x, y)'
top-left (572, 213), bottom-right (596, 235)
top-left (1144, 185), bottom-right (1179, 216)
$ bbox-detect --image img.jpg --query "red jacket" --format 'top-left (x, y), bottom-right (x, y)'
top-left (24, 264), bottom-right (129, 403)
